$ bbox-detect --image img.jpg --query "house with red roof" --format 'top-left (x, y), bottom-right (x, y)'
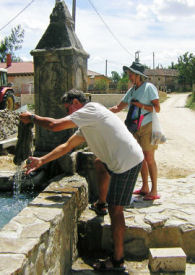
top-left (0, 56), bottom-right (34, 96)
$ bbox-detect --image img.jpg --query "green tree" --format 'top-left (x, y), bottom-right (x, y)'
top-left (117, 72), bottom-right (129, 91)
top-left (0, 25), bottom-right (24, 62)
top-left (94, 79), bottom-right (108, 92)
top-left (111, 71), bottom-right (121, 84)
top-left (173, 52), bottom-right (195, 89)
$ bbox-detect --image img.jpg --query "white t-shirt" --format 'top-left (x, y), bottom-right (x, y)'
top-left (69, 102), bottom-right (143, 174)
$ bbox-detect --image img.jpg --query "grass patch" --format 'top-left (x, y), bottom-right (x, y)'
top-left (186, 92), bottom-right (195, 110)
top-left (159, 90), bottom-right (167, 103)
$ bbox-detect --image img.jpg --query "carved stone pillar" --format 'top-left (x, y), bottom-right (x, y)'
top-left (31, 0), bottom-right (89, 154)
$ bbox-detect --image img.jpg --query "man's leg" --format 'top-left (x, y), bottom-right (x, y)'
top-left (93, 205), bottom-right (126, 271)
top-left (94, 158), bottom-right (110, 203)
top-left (108, 205), bottom-right (125, 261)
top-left (143, 150), bottom-right (158, 197)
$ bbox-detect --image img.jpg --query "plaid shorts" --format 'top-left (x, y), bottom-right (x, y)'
top-left (106, 162), bottom-right (142, 206)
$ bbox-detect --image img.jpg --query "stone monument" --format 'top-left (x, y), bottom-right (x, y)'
top-left (31, 0), bottom-right (89, 155)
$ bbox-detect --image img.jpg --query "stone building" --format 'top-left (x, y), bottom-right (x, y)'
top-left (145, 68), bottom-right (179, 92)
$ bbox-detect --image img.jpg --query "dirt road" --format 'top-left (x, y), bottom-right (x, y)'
top-left (156, 93), bottom-right (195, 178)
top-left (117, 93), bottom-right (195, 178)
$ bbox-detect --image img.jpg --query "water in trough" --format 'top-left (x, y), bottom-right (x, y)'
top-left (0, 166), bottom-right (39, 229)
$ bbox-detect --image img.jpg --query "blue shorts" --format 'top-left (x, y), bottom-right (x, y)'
top-left (106, 162), bottom-right (142, 206)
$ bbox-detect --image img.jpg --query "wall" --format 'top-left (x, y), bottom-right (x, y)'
top-left (91, 94), bottom-right (124, 107)
top-left (0, 174), bottom-right (88, 275)
top-left (9, 75), bottom-right (34, 95)
top-left (20, 93), bottom-right (125, 108)
top-left (21, 94), bottom-right (35, 106)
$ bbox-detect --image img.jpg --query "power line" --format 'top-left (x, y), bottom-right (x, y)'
top-left (87, 0), bottom-right (134, 58)
top-left (0, 0), bottom-right (35, 32)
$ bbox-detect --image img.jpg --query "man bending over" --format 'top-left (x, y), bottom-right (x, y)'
top-left (20, 89), bottom-right (143, 272)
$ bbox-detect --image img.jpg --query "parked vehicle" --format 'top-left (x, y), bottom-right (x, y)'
top-left (0, 68), bottom-right (15, 110)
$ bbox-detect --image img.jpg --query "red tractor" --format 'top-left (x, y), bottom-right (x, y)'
top-left (0, 68), bottom-right (15, 110)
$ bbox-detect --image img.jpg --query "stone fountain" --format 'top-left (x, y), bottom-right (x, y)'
top-left (31, 0), bottom-right (89, 154)
top-left (28, 0), bottom-right (97, 200)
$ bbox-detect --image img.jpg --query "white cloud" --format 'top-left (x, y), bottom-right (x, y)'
top-left (0, 0), bottom-right (194, 75)
top-left (152, 0), bottom-right (195, 21)
top-left (136, 4), bottom-right (152, 19)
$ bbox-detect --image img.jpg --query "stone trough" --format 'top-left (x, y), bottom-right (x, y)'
top-left (0, 173), bottom-right (88, 275)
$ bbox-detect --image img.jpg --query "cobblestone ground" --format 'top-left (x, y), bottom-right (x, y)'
top-left (71, 256), bottom-right (195, 274)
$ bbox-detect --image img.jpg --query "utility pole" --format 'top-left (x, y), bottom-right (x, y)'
top-left (105, 60), bottom-right (108, 76)
top-left (135, 51), bottom-right (140, 62)
top-left (72, 0), bottom-right (76, 30)
top-left (153, 52), bottom-right (155, 69)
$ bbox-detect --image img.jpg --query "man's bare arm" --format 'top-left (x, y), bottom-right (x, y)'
top-left (20, 111), bottom-right (77, 131)
top-left (25, 134), bottom-right (85, 174)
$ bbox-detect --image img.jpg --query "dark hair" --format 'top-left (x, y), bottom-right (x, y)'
top-left (61, 89), bottom-right (87, 104)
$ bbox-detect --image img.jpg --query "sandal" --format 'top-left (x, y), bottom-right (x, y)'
top-left (93, 256), bottom-right (126, 271)
top-left (133, 189), bottom-right (148, 196)
top-left (89, 201), bottom-right (108, 216)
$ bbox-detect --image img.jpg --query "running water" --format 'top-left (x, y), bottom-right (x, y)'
top-left (13, 165), bottom-right (23, 196)
top-left (13, 163), bottom-right (35, 197)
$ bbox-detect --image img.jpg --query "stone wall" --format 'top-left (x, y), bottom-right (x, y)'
top-left (9, 75), bottom-right (34, 94)
top-left (20, 93), bottom-right (125, 108)
top-left (21, 94), bottom-right (34, 106)
top-left (91, 94), bottom-right (124, 107)
top-left (0, 110), bottom-right (19, 141)
top-left (0, 174), bottom-right (88, 275)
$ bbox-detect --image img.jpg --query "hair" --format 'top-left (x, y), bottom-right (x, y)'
top-left (61, 89), bottom-right (87, 104)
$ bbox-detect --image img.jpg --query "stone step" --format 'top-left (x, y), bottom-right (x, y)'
top-left (149, 247), bottom-right (186, 272)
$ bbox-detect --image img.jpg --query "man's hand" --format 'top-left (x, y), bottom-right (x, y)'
top-left (19, 111), bottom-right (33, 124)
top-left (24, 134), bottom-right (85, 175)
top-left (25, 156), bottom-right (43, 174)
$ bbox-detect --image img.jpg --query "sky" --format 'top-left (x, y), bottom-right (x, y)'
top-left (0, 0), bottom-right (195, 76)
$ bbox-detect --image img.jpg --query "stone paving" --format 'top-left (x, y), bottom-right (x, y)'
top-left (71, 256), bottom-right (195, 274)
top-left (72, 174), bottom-right (195, 274)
